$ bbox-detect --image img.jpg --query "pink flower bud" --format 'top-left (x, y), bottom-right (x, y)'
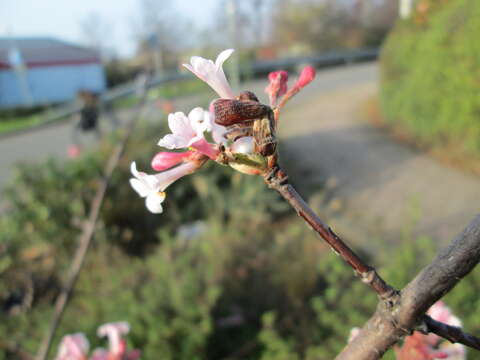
top-left (294, 66), bottom-right (316, 89)
top-left (151, 151), bottom-right (194, 171)
top-left (265, 70), bottom-right (289, 106)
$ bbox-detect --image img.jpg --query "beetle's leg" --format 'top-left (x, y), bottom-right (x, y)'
top-left (224, 124), bottom-right (253, 141)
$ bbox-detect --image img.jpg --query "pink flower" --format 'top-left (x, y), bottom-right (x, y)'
top-left (157, 108), bottom-right (219, 160)
top-left (95, 322), bottom-right (141, 360)
top-left (293, 66), bottom-right (316, 90)
top-left (129, 161), bottom-right (201, 213)
top-left (183, 49), bottom-right (235, 99)
top-left (68, 144), bottom-right (82, 158)
top-left (55, 333), bottom-right (89, 360)
top-left (265, 70), bottom-right (288, 106)
top-left (158, 108), bottom-right (210, 149)
top-left (97, 322), bottom-right (130, 356)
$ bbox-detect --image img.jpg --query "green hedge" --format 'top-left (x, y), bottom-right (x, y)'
top-left (380, 0), bottom-right (480, 157)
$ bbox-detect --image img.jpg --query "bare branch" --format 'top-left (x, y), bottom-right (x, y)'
top-left (424, 315), bottom-right (480, 351)
top-left (337, 215), bottom-right (480, 359)
top-left (35, 95), bottom-right (149, 360)
top-left (265, 167), bottom-right (480, 359)
top-left (265, 171), bottom-right (396, 299)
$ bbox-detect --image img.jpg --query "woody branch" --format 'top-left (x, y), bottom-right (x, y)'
top-left (265, 169), bottom-right (480, 359)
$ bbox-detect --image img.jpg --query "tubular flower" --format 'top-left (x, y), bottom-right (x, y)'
top-left (55, 333), bottom-right (89, 360)
top-left (129, 161), bottom-right (202, 214)
top-left (183, 49), bottom-right (235, 99)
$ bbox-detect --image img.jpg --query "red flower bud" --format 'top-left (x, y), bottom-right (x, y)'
top-left (265, 70), bottom-right (289, 106)
top-left (294, 66), bottom-right (315, 89)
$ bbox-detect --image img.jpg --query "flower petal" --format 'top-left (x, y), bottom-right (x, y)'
top-left (184, 51), bottom-right (235, 99)
top-left (215, 49), bottom-right (234, 69)
top-left (130, 161), bottom-right (140, 179)
top-left (129, 178), bottom-right (150, 198)
top-left (146, 192), bottom-right (165, 213)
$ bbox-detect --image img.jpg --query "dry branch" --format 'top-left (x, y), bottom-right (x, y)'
top-left (265, 168), bottom-right (480, 359)
top-left (35, 96), bottom-right (149, 360)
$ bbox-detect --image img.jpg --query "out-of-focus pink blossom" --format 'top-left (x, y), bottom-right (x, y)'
top-left (293, 66), bottom-right (316, 90)
top-left (55, 333), bottom-right (89, 360)
top-left (96, 322), bottom-right (141, 360)
top-left (90, 348), bottom-right (109, 360)
top-left (151, 151), bottom-right (195, 171)
top-left (265, 70), bottom-right (288, 106)
top-left (183, 49), bottom-right (235, 99)
top-left (68, 144), bottom-right (81, 158)
top-left (97, 322), bottom-right (130, 356)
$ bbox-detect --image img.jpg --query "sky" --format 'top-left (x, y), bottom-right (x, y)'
top-left (0, 0), bottom-right (219, 57)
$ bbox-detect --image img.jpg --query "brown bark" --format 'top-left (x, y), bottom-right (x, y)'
top-left (265, 169), bottom-right (480, 359)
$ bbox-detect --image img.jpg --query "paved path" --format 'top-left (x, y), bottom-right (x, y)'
top-left (279, 63), bottom-right (480, 248)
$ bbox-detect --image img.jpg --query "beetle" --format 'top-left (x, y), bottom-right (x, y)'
top-left (213, 91), bottom-right (277, 157)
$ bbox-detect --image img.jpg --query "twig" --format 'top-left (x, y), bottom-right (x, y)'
top-left (265, 170), bottom-right (396, 300)
top-left (35, 96), bottom-right (149, 360)
top-left (424, 315), bottom-right (480, 350)
top-left (264, 168), bottom-right (480, 358)
top-left (336, 215), bottom-right (480, 359)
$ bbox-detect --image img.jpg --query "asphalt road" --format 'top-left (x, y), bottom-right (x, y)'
top-left (0, 62), bottom-right (376, 193)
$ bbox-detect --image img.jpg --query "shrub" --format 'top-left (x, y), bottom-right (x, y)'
top-left (380, 0), bottom-right (480, 158)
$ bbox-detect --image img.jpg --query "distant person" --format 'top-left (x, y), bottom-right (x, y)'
top-left (68, 90), bottom-right (100, 157)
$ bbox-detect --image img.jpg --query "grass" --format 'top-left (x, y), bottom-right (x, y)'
top-left (0, 113), bottom-right (44, 136)
top-left (0, 78), bottom-right (207, 136)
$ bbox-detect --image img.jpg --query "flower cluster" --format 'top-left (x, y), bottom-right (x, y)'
top-left (348, 301), bottom-right (466, 360)
top-left (55, 321), bottom-right (140, 360)
top-left (129, 49), bottom-right (315, 214)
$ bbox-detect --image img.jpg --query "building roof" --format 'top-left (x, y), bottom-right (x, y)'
top-left (0, 37), bottom-right (101, 69)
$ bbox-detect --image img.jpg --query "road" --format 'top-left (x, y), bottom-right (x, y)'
top-left (0, 63), bottom-right (375, 192)
top-left (278, 64), bottom-right (480, 248)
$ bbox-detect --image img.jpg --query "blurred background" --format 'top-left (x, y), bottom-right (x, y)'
top-left (1, 0), bottom-right (480, 359)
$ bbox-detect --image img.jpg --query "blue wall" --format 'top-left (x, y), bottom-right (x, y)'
top-left (0, 63), bottom-right (106, 108)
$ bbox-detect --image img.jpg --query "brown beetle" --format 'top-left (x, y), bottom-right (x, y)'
top-left (213, 91), bottom-right (277, 157)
